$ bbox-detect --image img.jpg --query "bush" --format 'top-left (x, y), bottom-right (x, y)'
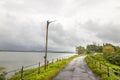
top-left (102, 45), bottom-right (115, 56)
top-left (102, 45), bottom-right (120, 66)
top-left (85, 54), bottom-right (120, 80)
top-left (0, 72), bottom-right (7, 80)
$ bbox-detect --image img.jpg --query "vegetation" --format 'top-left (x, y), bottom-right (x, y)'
top-left (0, 67), bottom-right (4, 71)
top-left (0, 67), bottom-right (6, 80)
top-left (76, 46), bottom-right (85, 54)
top-left (102, 44), bottom-right (115, 56)
top-left (86, 44), bottom-right (102, 53)
top-left (77, 43), bottom-right (120, 66)
top-left (0, 72), bottom-right (7, 80)
top-left (4, 43), bottom-right (120, 80)
top-left (85, 53), bottom-right (120, 80)
top-left (103, 44), bottom-right (120, 66)
top-left (77, 43), bottom-right (120, 79)
top-left (76, 43), bottom-right (102, 54)
top-left (9, 54), bottom-right (84, 80)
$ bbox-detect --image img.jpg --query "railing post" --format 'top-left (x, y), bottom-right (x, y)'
top-left (52, 59), bottom-right (54, 63)
top-left (47, 60), bottom-right (49, 68)
top-left (91, 58), bottom-right (93, 64)
top-left (38, 62), bottom-right (40, 74)
top-left (100, 63), bottom-right (102, 70)
top-left (94, 60), bottom-right (96, 64)
top-left (20, 66), bottom-right (24, 80)
top-left (107, 66), bottom-right (110, 77)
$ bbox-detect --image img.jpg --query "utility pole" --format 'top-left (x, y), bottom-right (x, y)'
top-left (44, 20), bottom-right (56, 70)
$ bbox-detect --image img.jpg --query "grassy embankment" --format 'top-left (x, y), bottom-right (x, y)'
top-left (0, 67), bottom-right (4, 71)
top-left (0, 67), bottom-right (6, 80)
top-left (85, 53), bottom-right (120, 80)
top-left (9, 54), bottom-right (85, 80)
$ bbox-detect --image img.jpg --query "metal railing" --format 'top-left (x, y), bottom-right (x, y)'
top-left (0, 55), bottom-right (72, 80)
top-left (89, 57), bottom-right (120, 80)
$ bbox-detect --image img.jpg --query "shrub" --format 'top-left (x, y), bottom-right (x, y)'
top-left (0, 72), bottom-right (7, 80)
top-left (102, 45), bottom-right (115, 56)
top-left (85, 54), bottom-right (120, 80)
top-left (102, 45), bottom-right (120, 66)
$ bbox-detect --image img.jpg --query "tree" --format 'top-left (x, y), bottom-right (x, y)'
top-left (102, 44), bottom-right (115, 56)
top-left (95, 45), bottom-right (102, 52)
top-left (86, 44), bottom-right (102, 53)
top-left (102, 44), bottom-right (120, 66)
top-left (76, 46), bottom-right (85, 54)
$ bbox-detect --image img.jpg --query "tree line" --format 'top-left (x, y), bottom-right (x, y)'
top-left (76, 43), bottom-right (102, 54)
top-left (76, 43), bottom-right (120, 66)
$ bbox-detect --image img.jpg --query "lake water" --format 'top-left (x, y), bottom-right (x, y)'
top-left (0, 52), bottom-right (75, 72)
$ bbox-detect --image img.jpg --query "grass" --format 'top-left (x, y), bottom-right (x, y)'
top-left (85, 53), bottom-right (120, 80)
top-left (0, 67), bottom-right (6, 80)
top-left (0, 67), bottom-right (5, 71)
top-left (9, 54), bottom-right (84, 80)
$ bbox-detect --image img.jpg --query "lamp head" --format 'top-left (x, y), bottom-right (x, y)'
top-left (47, 20), bottom-right (56, 24)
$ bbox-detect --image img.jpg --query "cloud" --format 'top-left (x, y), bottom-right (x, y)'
top-left (96, 24), bottom-right (120, 43)
top-left (2, 0), bottom-right (65, 17)
top-left (0, 0), bottom-right (120, 51)
top-left (0, 12), bottom-right (96, 51)
top-left (80, 20), bottom-right (120, 44)
top-left (0, 12), bottom-right (78, 51)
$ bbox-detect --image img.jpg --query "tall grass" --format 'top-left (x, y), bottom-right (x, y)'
top-left (85, 53), bottom-right (120, 80)
top-left (0, 67), bottom-right (4, 71)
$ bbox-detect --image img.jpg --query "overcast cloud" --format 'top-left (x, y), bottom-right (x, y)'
top-left (0, 0), bottom-right (120, 51)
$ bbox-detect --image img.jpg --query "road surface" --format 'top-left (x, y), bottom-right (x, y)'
top-left (52, 56), bottom-right (99, 80)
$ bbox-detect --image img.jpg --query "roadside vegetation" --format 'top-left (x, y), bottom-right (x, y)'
top-left (0, 67), bottom-right (6, 80)
top-left (3, 43), bottom-right (120, 80)
top-left (77, 43), bottom-right (120, 66)
top-left (9, 54), bottom-right (84, 80)
top-left (81, 43), bottom-right (120, 80)
top-left (102, 44), bottom-right (120, 66)
top-left (0, 67), bottom-right (4, 71)
top-left (85, 54), bottom-right (120, 80)
top-left (76, 43), bottom-right (102, 54)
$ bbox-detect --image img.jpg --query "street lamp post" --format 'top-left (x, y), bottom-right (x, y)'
top-left (44, 20), bottom-right (56, 70)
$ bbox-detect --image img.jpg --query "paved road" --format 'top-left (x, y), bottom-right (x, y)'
top-left (52, 56), bottom-right (99, 80)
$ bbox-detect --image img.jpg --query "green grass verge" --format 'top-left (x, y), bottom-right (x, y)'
top-left (0, 67), bottom-right (5, 71)
top-left (9, 54), bottom-right (84, 80)
top-left (0, 67), bottom-right (6, 80)
top-left (85, 53), bottom-right (120, 80)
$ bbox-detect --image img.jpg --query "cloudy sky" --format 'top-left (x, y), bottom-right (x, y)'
top-left (0, 0), bottom-right (120, 52)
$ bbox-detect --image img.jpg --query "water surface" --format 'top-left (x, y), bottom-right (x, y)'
top-left (0, 52), bottom-right (75, 72)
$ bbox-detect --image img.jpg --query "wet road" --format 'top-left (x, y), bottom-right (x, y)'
top-left (53, 56), bottom-right (99, 80)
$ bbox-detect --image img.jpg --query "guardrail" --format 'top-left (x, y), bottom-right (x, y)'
top-left (0, 55), bottom-right (72, 80)
top-left (89, 57), bottom-right (120, 80)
